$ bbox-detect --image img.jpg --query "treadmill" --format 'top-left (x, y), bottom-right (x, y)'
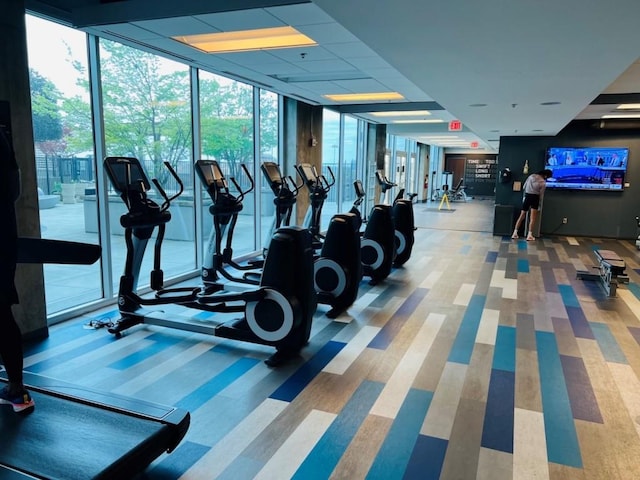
top-left (0, 100), bottom-right (189, 479)
top-left (0, 371), bottom-right (190, 480)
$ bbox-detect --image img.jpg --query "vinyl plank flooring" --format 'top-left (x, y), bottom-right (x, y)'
top-left (21, 201), bottom-right (640, 480)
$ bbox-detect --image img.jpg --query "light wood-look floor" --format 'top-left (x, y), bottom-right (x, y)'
top-left (18, 199), bottom-right (640, 479)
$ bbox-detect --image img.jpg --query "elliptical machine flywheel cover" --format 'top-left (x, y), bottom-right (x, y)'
top-left (395, 230), bottom-right (406, 256)
top-left (245, 288), bottom-right (295, 342)
top-left (361, 238), bottom-right (384, 270)
top-left (314, 258), bottom-right (347, 296)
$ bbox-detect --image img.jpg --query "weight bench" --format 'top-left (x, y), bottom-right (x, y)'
top-left (577, 249), bottom-right (628, 297)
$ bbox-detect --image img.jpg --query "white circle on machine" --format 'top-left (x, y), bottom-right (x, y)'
top-left (361, 238), bottom-right (383, 270)
top-left (395, 230), bottom-right (406, 255)
top-left (314, 258), bottom-right (346, 296)
top-left (246, 288), bottom-right (294, 342)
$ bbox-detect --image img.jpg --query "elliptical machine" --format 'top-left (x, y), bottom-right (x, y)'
top-left (295, 163), bottom-right (335, 249)
top-left (260, 161), bottom-right (302, 254)
top-left (262, 161), bottom-right (361, 318)
top-left (195, 159), bottom-right (261, 287)
top-left (375, 170), bottom-right (415, 267)
top-left (103, 156), bottom-right (316, 367)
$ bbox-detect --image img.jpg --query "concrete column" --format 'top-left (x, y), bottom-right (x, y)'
top-left (0, 0), bottom-right (48, 339)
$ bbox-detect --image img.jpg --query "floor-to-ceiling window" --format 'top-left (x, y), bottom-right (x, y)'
top-left (198, 71), bottom-right (255, 260)
top-left (258, 90), bottom-right (279, 249)
top-left (340, 115), bottom-right (358, 213)
top-left (321, 108), bottom-right (340, 225)
top-left (99, 39), bottom-right (194, 293)
top-left (26, 15), bottom-right (102, 315)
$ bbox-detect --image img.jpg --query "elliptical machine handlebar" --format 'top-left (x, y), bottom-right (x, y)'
top-left (229, 163), bottom-right (254, 203)
top-left (318, 165), bottom-right (335, 192)
top-left (151, 161), bottom-right (184, 212)
top-left (286, 175), bottom-right (304, 197)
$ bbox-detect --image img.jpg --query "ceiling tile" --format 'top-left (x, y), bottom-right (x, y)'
top-left (266, 3), bottom-right (337, 26)
top-left (196, 9), bottom-right (283, 31)
top-left (132, 16), bottom-right (216, 36)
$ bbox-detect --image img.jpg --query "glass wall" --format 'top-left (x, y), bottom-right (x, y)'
top-left (321, 108), bottom-right (340, 226)
top-left (99, 39), bottom-right (195, 293)
top-left (24, 15), bottom-right (371, 321)
top-left (340, 115), bottom-right (359, 213)
top-left (259, 90), bottom-right (279, 249)
top-left (26, 15), bottom-right (102, 315)
top-left (198, 71), bottom-right (255, 260)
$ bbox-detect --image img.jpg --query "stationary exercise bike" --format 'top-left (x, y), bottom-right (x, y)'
top-left (103, 156), bottom-right (317, 366)
top-left (263, 161), bottom-right (362, 318)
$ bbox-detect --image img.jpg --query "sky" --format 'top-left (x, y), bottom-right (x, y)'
top-left (26, 14), bottom-right (88, 99)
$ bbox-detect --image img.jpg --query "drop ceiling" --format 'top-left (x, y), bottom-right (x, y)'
top-left (26, 0), bottom-right (640, 153)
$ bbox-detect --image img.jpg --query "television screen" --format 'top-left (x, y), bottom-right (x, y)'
top-left (545, 147), bottom-right (628, 191)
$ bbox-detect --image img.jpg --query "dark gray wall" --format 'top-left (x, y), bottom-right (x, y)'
top-left (496, 121), bottom-right (640, 239)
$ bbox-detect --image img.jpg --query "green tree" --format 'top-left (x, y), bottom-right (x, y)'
top-left (99, 40), bottom-right (192, 185)
top-left (29, 69), bottom-right (64, 155)
top-left (200, 76), bottom-right (254, 181)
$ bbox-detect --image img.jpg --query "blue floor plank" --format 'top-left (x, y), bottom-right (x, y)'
top-left (448, 295), bottom-right (486, 365)
top-left (566, 306), bottom-right (595, 340)
top-left (493, 326), bottom-right (516, 372)
top-left (108, 333), bottom-right (185, 370)
top-left (536, 331), bottom-right (583, 468)
top-left (144, 441), bottom-right (210, 479)
top-left (403, 435), bottom-right (448, 480)
top-left (558, 284), bottom-right (580, 309)
top-left (368, 288), bottom-right (428, 350)
top-left (27, 334), bottom-right (117, 373)
top-left (560, 354), bottom-right (603, 424)
top-left (485, 251), bottom-right (498, 263)
top-left (517, 258), bottom-right (530, 273)
top-left (293, 380), bottom-right (385, 479)
top-left (269, 341), bottom-right (346, 402)
top-left (590, 322), bottom-right (627, 364)
top-left (366, 389), bottom-right (433, 480)
top-left (481, 369), bottom-right (515, 453)
top-left (176, 357), bottom-right (260, 412)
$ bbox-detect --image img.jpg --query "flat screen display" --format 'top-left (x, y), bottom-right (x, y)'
top-left (545, 147), bottom-right (628, 191)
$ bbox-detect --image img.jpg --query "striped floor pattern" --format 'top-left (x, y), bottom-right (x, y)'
top-left (19, 203), bottom-right (640, 479)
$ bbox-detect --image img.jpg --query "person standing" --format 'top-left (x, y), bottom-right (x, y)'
top-left (0, 126), bottom-right (35, 414)
top-left (512, 169), bottom-right (553, 241)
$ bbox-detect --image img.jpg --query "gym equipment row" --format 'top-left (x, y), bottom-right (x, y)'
top-left (103, 156), bottom-right (316, 368)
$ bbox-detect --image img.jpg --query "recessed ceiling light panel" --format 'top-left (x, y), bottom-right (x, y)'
top-left (323, 92), bottom-right (405, 102)
top-left (370, 110), bottom-right (431, 117)
top-left (173, 26), bottom-right (317, 54)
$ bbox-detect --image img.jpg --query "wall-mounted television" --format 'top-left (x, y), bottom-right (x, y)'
top-left (545, 146), bottom-right (628, 191)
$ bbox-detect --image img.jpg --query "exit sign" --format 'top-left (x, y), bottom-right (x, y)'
top-left (448, 120), bottom-right (462, 131)
top-left (470, 141), bottom-right (479, 148)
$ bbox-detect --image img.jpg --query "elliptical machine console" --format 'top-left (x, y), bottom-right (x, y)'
top-left (103, 156), bottom-right (317, 366)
